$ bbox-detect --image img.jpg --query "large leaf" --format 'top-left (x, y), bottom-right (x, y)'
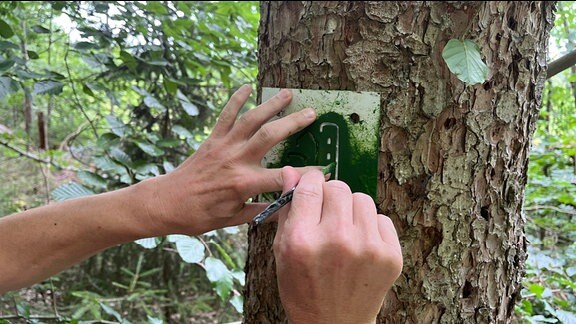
top-left (77, 170), bottom-right (108, 189)
top-left (0, 76), bottom-right (18, 99)
top-left (33, 80), bottom-right (64, 95)
top-left (110, 147), bottom-right (133, 166)
top-left (135, 237), bottom-right (159, 249)
top-left (442, 39), bottom-right (489, 85)
top-left (229, 295), bottom-right (243, 314)
top-left (0, 40), bottom-right (19, 50)
top-left (105, 115), bottom-right (128, 137)
top-left (176, 90), bottom-right (199, 116)
top-left (174, 236), bottom-right (205, 263)
top-left (0, 19), bottom-right (14, 38)
top-left (204, 257), bottom-right (233, 300)
top-left (52, 182), bottom-right (95, 201)
top-left (0, 59), bottom-right (15, 73)
top-left (144, 95), bottom-right (166, 112)
top-left (135, 141), bottom-right (165, 157)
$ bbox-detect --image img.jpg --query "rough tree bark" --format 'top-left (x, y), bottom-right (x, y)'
top-left (244, 2), bottom-right (556, 323)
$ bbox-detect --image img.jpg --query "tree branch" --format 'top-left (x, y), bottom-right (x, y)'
top-left (547, 49), bottom-right (576, 79)
top-left (524, 204), bottom-right (576, 215)
top-left (0, 139), bottom-right (78, 172)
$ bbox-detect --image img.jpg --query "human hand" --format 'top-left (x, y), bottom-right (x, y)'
top-left (137, 85), bottom-right (318, 236)
top-left (273, 167), bottom-right (403, 324)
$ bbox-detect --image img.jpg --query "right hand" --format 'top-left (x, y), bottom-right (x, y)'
top-left (273, 167), bottom-right (403, 324)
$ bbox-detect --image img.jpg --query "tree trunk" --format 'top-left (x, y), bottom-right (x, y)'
top-left (244, 2), bottom-right (556, 323)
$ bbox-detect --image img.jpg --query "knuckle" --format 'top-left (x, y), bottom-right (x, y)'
top-left (325, 180), bottom-right (352, 195)
top-left (275, 232), bottom-right (315, 261)
top-left (353, 192), bottom-right (373, 204)
top-left (238, 110), bottom-right (256, 125)
top-left (294, 185), bottom-right (322, 202)
top-left (256, 124), bottom-right (274, 144)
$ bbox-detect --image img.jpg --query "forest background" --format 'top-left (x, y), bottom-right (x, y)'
top-left (0, 2), bottom-right (574, 323)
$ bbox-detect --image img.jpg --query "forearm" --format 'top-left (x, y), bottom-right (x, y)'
top-left (0, 183), bottom-right (153, 293)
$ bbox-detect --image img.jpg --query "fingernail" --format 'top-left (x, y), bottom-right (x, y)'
top-left (278, 89), bottom-right (291, 99)
top-left (241, 84), bottom-right (252, 93)
top-left (302, 108), bottom-right (316, 119)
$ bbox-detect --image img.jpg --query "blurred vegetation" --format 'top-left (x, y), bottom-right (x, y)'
top-left (0, 1), bottom-right (258, 322)
top-left (0, 1), bottom-right (574, 323)
top-left (516, 2), bottom-right (576, 323)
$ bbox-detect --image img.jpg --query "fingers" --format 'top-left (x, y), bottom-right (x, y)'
top-left (376, 214), bottom-right (402, 252)
top-left (230, 89), bottom-right (295, 140)
top-left (286, 170), bottom-right (325, 226)
top-left (242, 108), bottom-right (316, 160)
top-left (320, 180), bottom-right (353, 227)
top-left (212, 85), bottom-right (252, 137)
top-left (352, 193), bottom-right (380, 237)
top-left (248, 166), bottom-right (323, 196)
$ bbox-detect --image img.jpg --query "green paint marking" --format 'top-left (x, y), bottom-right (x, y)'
top-left (262, 88), bottom-right (380, 199)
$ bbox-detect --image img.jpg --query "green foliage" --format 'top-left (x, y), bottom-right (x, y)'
top-left (442, 39), bottom-right (489, 85)
top-left (0, 1), bottom-right (258, 322)
top-left (517, 2), bottom-right (576, 323)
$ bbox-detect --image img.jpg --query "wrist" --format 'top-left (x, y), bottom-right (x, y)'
top-left (285, 310), bottom-right (377, 324)
top-left (126, 176), bottom-right (173, 237)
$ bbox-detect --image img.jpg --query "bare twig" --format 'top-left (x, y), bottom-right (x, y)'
top-left (0, 139), bottom-right (78, 172)
top-left (524, 205), bottom-right (576, 215)
top-left (63, 37), bottom-right (99, 138)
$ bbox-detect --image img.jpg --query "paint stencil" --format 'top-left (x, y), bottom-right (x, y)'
top-left (261, 88), bottom-right (381, 198)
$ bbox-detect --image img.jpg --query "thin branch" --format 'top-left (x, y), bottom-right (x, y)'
top-left (0, 315), bottom-right (62, 320)
top-left (524, 205), bottom-right (576, 215)
top-left (547, 49), bottom-right (576, 79)
top-left (63, 38), bottom-right (99, 138)
top-left (0, 139), bottom-right (78, 172)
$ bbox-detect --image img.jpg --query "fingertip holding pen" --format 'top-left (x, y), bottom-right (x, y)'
top-left (252, 162), bottom-right (337, 226)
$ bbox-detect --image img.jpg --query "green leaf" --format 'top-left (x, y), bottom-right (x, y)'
top-left (0, 40), bottom-right (19, 50)
top-left (27, 50), bottom-right (39, 59)
top-left (555, 310), bottom-right (576, 324)
top-left (177, 90), bottom-right (199, 116)
top-left (146, 2), bottom-right (168, 15)
top-left (100, 303), bottom-right (123, 322)
top-left (52, 182), bottom-right (95, 201)
top-left (167, 234), bottom-right (188, 243)
top-left (33, 80), bottom-right (64, 95)
top-left (528, 283), bottom-right (545, 298)
top-left (0, 76), bottom-right (18, 99)
top-left (0, 59), bottom-right (15, 73)
top-left (163, 161), bottom-right (175, 173)
top-left (175, 236), bottom-right (205, 263)
top-left (442, 39), bottom-right (489, 85)
top-left (0, 19), bottom-right (14, 38)
top-left (147, 315), bottom-right (164, 324)
top-left (231, 270), bottom-right (245, 286)
top-left (144, 95), bottom-right (166, 112)
top-left (119, 50), bottom-right (137, 71)
top-left (135, 141), bottom-right (165, 157)
top-left (74, 41), bottom-right (100, 50)
top-left (77, 170), bottom-right (108, 189)
top-left (230, 295), bottom-right (243, 313)
top-left (172, 125), bottom-right (193, 139)
top-left (205, 257), bottom-right (233, 300)
top-left (144, 58), bottom-right (169, 66)
top-left (32, 25), bottom-right (51, 34)
top-left (94, 156), bottom-right (125, 173)
top-left (51, 2), bottom-right (66, 11)
top-left (105, 115), bottom-right (127, 137)
top-left (135, 237), bottom-right (159, 249)
top-left (110, 147), bottom-right (133, 166)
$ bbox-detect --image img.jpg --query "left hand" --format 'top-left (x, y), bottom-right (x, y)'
top-left (138, 85), bottom-right (318, 235)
